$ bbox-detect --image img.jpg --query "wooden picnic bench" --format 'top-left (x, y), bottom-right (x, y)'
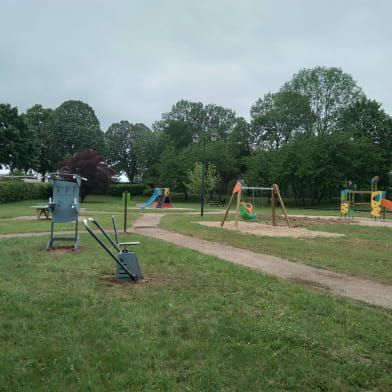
top-left (31, 205), bottom-right (50, 220)
top-left (209, 200), bottom-right (225, 207)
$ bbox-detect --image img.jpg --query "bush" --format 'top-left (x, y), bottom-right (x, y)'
top-left (108, 183), bottom-right (152, 197)
top-left (142, 188), bottom-right (153, 197)
top-left (0, 181), bottom-right (52, 203)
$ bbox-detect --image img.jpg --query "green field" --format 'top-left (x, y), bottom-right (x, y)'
top-left (1, 196), bottom-right (391, 391)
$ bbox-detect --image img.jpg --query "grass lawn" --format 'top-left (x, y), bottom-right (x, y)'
top-left (1, 196), bottom-right (391, 391)
top-left (0, 234), bottom-right (391, 392)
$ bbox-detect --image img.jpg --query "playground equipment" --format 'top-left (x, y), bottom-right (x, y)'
top-left (341, 176), bottom-right (392, 219)
top-left (45, 173), bottom-right (85, 250)
top-left (240, 202), bottom-right (257, 220)
top-left (221, 182), bottom-right (291, 228)
top-left (140, 187), bottom-right (173, 209)
top-left (83, 217), bottom-right (142, 281)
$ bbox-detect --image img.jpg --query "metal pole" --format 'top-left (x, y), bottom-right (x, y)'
top-left (201, 136), bottom-right (206, 217)
top-left (123, 191), bottom-right (128, 233)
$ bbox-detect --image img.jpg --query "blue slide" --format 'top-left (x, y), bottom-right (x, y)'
top-left (140, 188), bottom-right (161, 209)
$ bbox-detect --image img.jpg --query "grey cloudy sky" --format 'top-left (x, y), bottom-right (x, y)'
top-left (1, 0), bottom-right (391, 130)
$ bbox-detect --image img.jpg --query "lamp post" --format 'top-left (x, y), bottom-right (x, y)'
top-left (192, 131), bottom-right (218, 217)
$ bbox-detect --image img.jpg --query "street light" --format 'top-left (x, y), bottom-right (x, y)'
top-left (192, 131), bottom-right (218, 217)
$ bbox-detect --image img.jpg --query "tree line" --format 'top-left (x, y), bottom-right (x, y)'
top-left (1, 66), bottom-right (391, 204)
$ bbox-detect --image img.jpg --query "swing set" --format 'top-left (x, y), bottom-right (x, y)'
top-left (221, 181), bottom-right (291, 228)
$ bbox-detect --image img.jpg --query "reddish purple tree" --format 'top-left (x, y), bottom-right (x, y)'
top-left (58, 149), bottom-right (115, 202)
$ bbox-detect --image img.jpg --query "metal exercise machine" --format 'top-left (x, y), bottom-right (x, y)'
top-left (83, 217), bottom-right (142, 281)
top-left (46, 173), bottom-right (85, 250)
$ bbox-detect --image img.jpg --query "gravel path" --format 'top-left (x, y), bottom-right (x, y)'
top-left (132, 213), bottom-right (392, 309)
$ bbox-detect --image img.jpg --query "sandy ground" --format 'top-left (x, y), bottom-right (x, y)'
top-left (199, 220), bottom-right (344, 238)
top-left (197, 214), bottom-right (392, 237)
top-left (289, 214), bottom-right (392, 228)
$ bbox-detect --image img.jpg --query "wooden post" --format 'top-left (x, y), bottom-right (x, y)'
top-left (235, 187), bottom-right (242, 229)
top-left (272, 184), bottom-right (291, 228)
top-left (221, 193), bottom-right (236, 227)
top-left (271, 189), bottom-right (276, 226)
top-left (221, 182), bottom-right (242, 227)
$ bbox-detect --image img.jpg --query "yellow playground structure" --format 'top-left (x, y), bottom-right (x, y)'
top-left (341, 176), bottom-right (392, 219)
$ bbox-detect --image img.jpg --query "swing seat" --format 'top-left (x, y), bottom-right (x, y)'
top-left (240, 203), bottom-right (257, 220)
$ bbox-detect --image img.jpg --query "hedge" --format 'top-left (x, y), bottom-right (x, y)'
top-left (108, 183), bottom-right (152, 197)
top-left (0, 181), bottom-right (52, 203)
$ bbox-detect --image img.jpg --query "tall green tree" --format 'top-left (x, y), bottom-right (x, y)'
top-left (22, 104), bottom-right (53, 175)
top-left (226, 117), bottom-right (252, 175)
top-left (45, 100), bottom-right (104, 169)
top-left (0, 103), bottom-right (39, 171)
top-left (338, 98), bottom-right (392, 189)
top-left (281, 66), bottom-right (364, 134)
top-left (105, 121), bottom-right (151, 182)
top-left (250, 91), bottom-right (315, 149)
top-left (155, 99), bottom-right (237, 148)
top-left (157, 146), bottom-right (191, 196)
top-left (277, 133), bottom-right (360, 204)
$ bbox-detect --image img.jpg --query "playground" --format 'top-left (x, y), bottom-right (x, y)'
top-left (1, 188), bottom-right (392, 391)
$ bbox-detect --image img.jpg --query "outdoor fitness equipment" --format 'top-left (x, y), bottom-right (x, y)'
top-left (83, 217), bottom-right (142, 281)
top-left (46, 173), bottom-right (85, 251)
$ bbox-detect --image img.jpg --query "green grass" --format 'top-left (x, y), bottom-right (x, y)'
top-left (0, 213), bottom-right (141, 235)
top-left (1, 196), bottom-right (392, 390)
top-left (160, 214), bottom-right (392, 283)
top-left (0, 234), bottom-right (391, 391)
top-left (82, 194), bottom-right (201, 212)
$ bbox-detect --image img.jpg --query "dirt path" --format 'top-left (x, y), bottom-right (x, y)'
top-left (132, 213), bottom-right (392, 309)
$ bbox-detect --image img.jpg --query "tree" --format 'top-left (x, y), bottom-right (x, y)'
top-left (58, 149), bottom-right (114, 202)
top-left (281, 66), bottom-right (364, 134)
top-left (275, 133), bottom-right (359, 205)
top-left (250, 91), bottom-right (315, 149)
top-left (45, 100), bottom-right (105, 169)
top-left (155, 99), bottom-right (237, 147)
top-left (223, 117), bottom-right (252, 180)
top-left (185, 162), bottom-right (220, 202)
top-left (22, 104), bottom-right (53, 176)
top-left (105, 121), bottom-right (151, 182)
top-left (338, 98), bottom-right (392, 189)
top-left (0, 103), bottom-right (39, 171)
top-left (157, 146), bottom-right (191, 196)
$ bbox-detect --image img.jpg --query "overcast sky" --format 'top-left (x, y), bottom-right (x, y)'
top-left (1, 0), bottom-right (391, 130)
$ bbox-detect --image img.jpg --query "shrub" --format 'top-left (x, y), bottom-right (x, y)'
top-left (0, 181), bottom-right (52, 203)
top-left (142, 188), bottom-right (153, 197)
top-left (108, 183), bottom-right (152, 197)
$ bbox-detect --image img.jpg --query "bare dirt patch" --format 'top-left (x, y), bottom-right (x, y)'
top-left (198, 217), bottom-right (344, 238)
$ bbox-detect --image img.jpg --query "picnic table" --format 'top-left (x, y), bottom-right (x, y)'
top-left (31, 205), bottom-right (50, 220)
top-left (209, 200), bottom-right (225, 207)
